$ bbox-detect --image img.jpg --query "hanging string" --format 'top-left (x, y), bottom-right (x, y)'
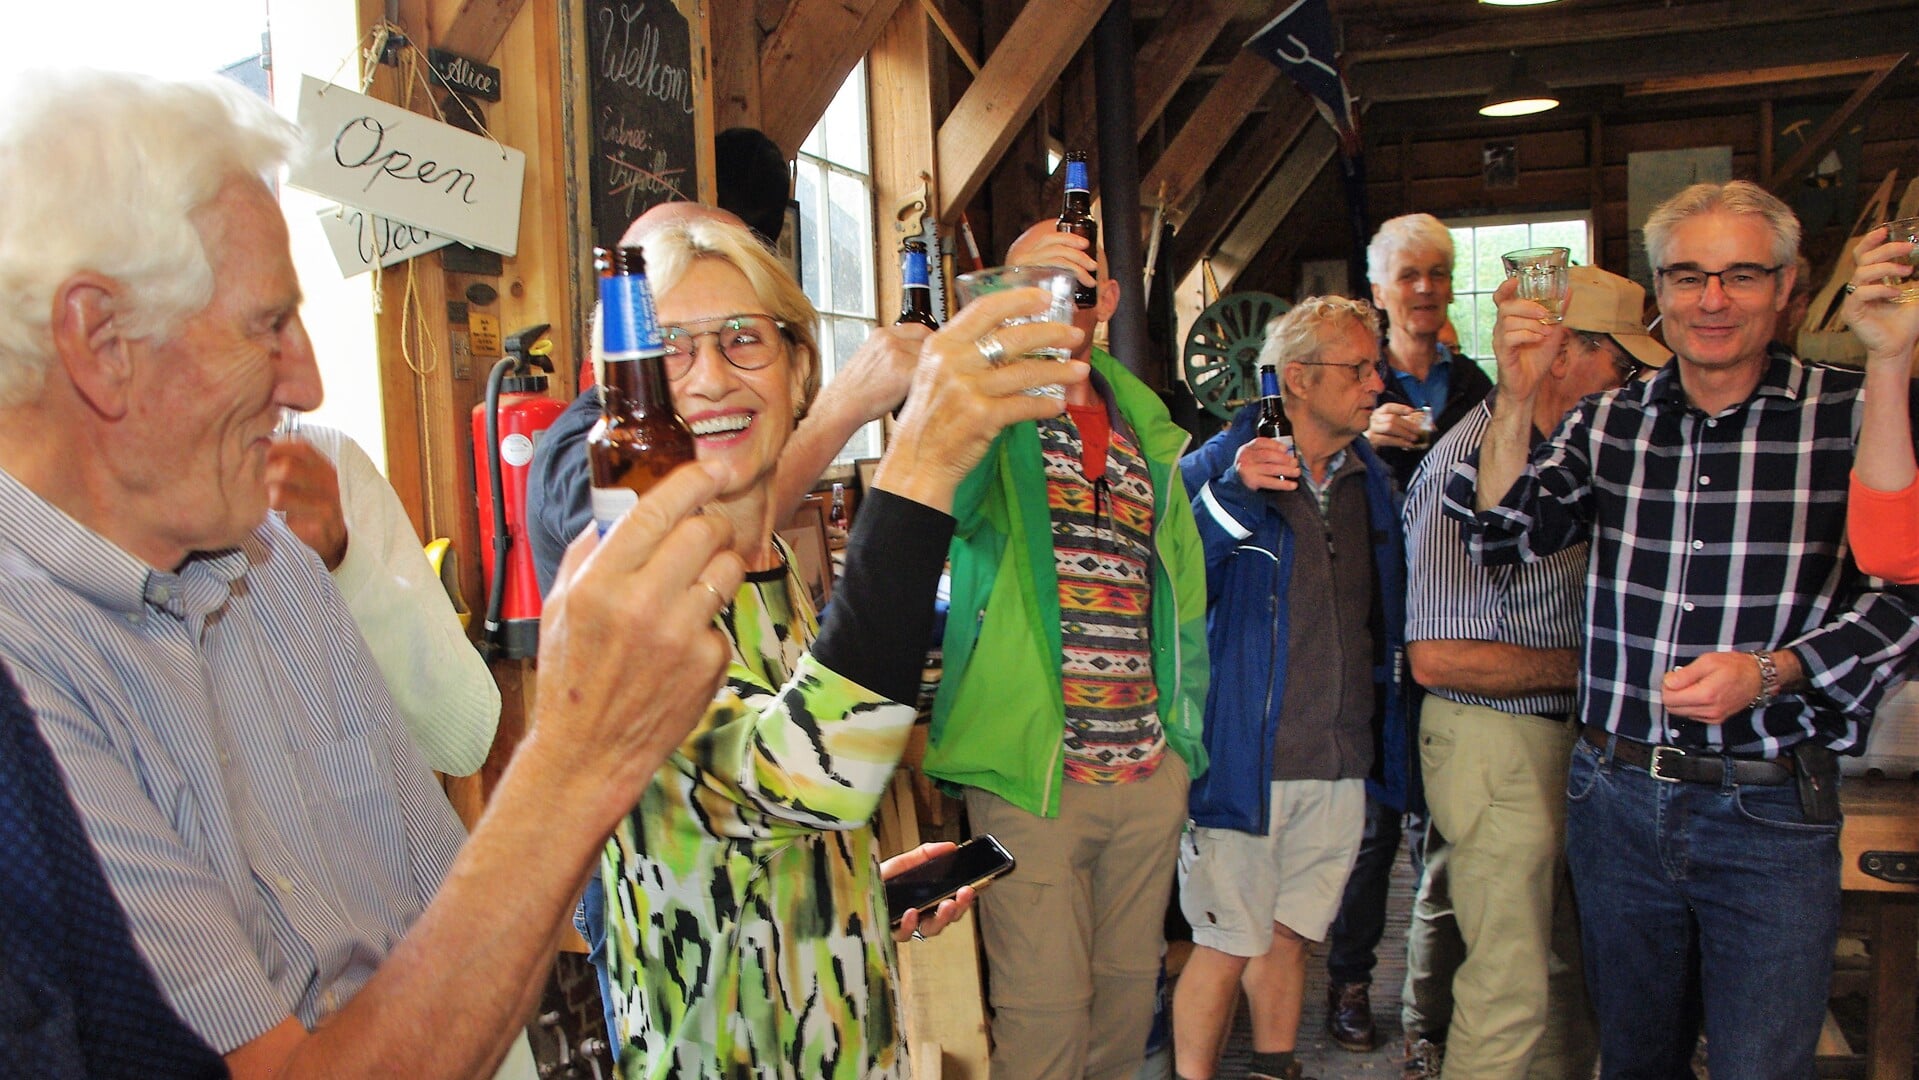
top-left (400, 259), bottom-right (443, 538)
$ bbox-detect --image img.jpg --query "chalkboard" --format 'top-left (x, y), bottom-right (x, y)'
top-left (583, 0), bottom-right (703, 250)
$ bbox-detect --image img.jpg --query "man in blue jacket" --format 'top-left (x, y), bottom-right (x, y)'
top-left (1171, 297), bottom-right (1411, 1080)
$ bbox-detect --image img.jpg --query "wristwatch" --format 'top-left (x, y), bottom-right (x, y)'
top-left (1749, 650), bottom-right (1781, 709)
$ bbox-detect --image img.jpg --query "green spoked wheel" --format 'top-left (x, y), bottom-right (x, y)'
top-left (1182, 291), bottom-right (1289, 420)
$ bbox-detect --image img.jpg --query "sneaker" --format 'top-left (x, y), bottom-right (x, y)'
top-left (1402, 1033), bottom-right (1445, 1080)
top-left (1325, 980), bottom-right (1377, 1051)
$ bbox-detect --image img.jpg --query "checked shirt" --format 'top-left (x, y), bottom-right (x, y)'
top-left (1442, 347), bottom-right (1919, 757)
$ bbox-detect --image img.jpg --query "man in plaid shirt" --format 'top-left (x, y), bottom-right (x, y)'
top-left (1442, 181), bottom-right (1919, 1077)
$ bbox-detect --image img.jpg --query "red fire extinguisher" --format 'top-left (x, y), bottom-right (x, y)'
top-left (474, 324), bottom-right (567, 659)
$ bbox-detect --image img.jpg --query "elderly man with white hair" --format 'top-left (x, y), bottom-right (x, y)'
top-left (0, 69), bottom-right (743, 1079)
top-left (1324, 211), bottom-right (1493, 1054)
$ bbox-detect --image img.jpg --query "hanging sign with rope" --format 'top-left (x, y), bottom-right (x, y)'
top-left (288, 74), bottom-right (526, 256)
top-left (314, 203), bottom-right (454, 277)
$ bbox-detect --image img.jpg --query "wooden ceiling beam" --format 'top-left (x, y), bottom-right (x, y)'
top-left (1627, 54), bottom-right (1910, 97)
top-left (1341, 0), bottom-right (1912, 64)
top-left (937, 0), bottom-right (1113, 222)
top-left (432, 0), bottom-right (526, 59)
top-left (1131, 0), bottom-right (1242, 139)
top-left (1168, 91), bottom-right (1315, 275)
top-left (1766, 53), bottom-right (1911, 194)
top-left (1198, 120), bottom-right (1340, 290)
top-left (760, 0), bottom-right (907, 157)
top-left (1138, 48), bottom-right (1278, 221)
top-left (1346, 11), bottom-right (1896, 105)
top-left (710, 0), bottom-right (766, 130)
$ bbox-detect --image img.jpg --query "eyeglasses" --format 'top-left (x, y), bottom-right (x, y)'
top-left (659, 314), bottom-right (789, 380)
top-left (1654, 263), bottom-right (1784, 298)
top-left (1295, 359), bottom-right (1378, 382)
top-left (1573, 331), bottom-right (1645, 387)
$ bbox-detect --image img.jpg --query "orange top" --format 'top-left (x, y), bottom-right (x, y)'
top-left (1848, 472), bottom-right (1919, 584)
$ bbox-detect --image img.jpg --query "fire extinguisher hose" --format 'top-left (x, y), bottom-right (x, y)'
top-left (481, 357), bottom-right (515, 655)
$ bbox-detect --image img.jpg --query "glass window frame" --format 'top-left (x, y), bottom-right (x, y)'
top-left (1441, 211), bottom-right (1595, 370)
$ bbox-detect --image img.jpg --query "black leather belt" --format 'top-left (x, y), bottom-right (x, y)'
top-left (1580, 726), bottom-right (1794, 786)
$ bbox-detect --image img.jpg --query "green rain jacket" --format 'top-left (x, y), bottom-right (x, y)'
top-left (925, 348), bottom-right (1210, 817)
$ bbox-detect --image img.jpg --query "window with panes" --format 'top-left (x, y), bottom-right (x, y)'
top-left (793, 60), bottom-right (881, 463)
top-left (1444, 213), bottom-right (1593, 375)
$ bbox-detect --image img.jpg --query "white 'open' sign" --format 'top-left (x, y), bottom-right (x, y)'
top-left (288, 76), bottom-right (525, 256)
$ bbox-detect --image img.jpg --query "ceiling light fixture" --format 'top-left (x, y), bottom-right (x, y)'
top-left (1479, 53), bottom-right (1559, 117)
top-left (1478, 0), bottom-right (1563, 6)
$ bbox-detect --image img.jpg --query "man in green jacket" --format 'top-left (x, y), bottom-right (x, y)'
top-left (925, 221), bottom-right (1209, 1079)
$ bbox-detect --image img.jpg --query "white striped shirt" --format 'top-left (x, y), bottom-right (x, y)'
top-left (1404, 398), bottom-right (1584, 717)
top-left (0, 466), bottom-right (467, 1053)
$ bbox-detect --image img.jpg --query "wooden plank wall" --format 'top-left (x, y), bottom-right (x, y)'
top-left (1234, 93), bottom-right (1919, 300)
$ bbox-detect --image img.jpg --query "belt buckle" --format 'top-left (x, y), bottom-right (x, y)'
top-left (1649, 745), bottom-right (1684, 783)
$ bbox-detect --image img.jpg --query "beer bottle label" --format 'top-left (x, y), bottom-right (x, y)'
top-left (591, 485), bottom-right (639, 534)
top-left (1065, 158), bottom-right (1089, 194)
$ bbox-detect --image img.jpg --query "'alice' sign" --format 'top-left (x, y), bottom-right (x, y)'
top-left (288, 76), bottom-right (525, 256)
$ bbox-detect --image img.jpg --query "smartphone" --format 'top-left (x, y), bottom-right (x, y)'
top-left (884, 834), bottom-right (1016, 930)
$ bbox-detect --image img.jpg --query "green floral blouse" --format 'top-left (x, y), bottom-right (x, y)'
top-left (602, 551), bottom-right (918, 1078)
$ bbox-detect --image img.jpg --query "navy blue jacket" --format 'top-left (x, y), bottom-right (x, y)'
top-left (1178, 405), bottom-right (1413, 833)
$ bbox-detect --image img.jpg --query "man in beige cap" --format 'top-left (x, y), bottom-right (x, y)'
top-left (1394, 265), bottom-right (1666, 1078)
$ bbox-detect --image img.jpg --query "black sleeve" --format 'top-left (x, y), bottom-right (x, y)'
top-left (526, 389), bottom-right (603, 597)
top-left (810, 490), bottom-right (954, 704)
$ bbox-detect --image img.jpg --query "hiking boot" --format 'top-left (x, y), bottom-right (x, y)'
top-left (1325, 980), bottom-right (1377, 1051)
top-left (1402, 1033), bottom-right (1445, 1080)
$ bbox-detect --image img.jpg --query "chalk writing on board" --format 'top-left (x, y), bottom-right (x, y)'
top-left (602, 107), bottom-right (688, 216)
top-left (597, 3), bottom-right (695, 115)
top-left (584, 0), bottom-right (700, 250)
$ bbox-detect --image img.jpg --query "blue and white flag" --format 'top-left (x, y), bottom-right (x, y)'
top-left (1244, 0), bottom-right (1361, 154)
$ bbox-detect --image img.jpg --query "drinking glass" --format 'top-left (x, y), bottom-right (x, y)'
top-left (1880, 217), bottom-right (1919, 304)
top-left (953, 265), bottom-right (1077, 401)
top-left (1502, 246), bottom-right (1572, 322)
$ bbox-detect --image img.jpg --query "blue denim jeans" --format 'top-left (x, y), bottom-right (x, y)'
top-left (574, 876), bottom-right (618, 1049)
top-left (1326, 796), bottom-right (1427, 985)
top-left (1564, 736), bottom-right (1840, 1079)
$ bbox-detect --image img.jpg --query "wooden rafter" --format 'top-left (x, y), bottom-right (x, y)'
top-left (1198, 120), bottom-right (1339, 289)
top-left (432, 0), bottom-right (527, 60)
top-left (1347, 8), bottom-right (1895, 104)
top-left (760, 0), bottom-right (907, 157)
top-left (711, 0), bottom-right (766, 130)
top-left (1342, 0), bottom-right (1912, 64)
top-left (1138, 48), bottom-right (1277, 223)
top-left (1627, 54), bottom-right (1910, 97)
top-left (936, 0), bottom-right (1113, 222)
top-left (1765, 53), bottom-right (1912, 195)
top-left (1131, 0), bottom-right (1240, 140)
top-left (1168, 91), bottom-right (1315, 277)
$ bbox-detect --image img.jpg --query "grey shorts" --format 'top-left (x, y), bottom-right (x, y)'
top-left (1178, 778), bottom-right (1366, 955)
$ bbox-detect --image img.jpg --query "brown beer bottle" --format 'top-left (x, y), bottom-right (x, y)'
top-left (588, 245), bottom-right (696, 533)
top-left (897, 241), bottom-right (941, 330)
top-left (1255, 362), bottom-right (1291, 443)
top-left (1056, 150), bottom-right (1098, 308)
